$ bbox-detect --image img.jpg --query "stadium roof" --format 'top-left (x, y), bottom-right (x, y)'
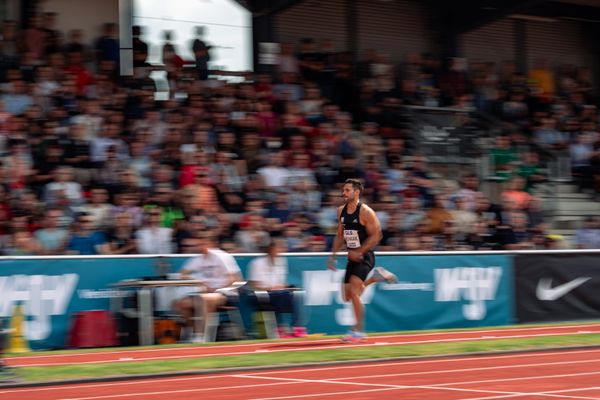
top-left (235, 0), bottom-right (600, 30)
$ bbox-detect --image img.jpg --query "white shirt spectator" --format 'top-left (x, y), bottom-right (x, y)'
top-left (257, 165), bottom-right (290, 188)
top-left (183, 249), bottom-right (241, 290)
top-left (70, 113), bottom-right (104, 141)
top-left (248, 255), bottom-right (288, 289)
top-left (44, 181), bottom-right (84, 206)
top-left (135, 226), bottom-right (173, 254)
top-left (90, 137), bottom-right (129, 163)
top-left (76, 203), bottom-right (114, 229)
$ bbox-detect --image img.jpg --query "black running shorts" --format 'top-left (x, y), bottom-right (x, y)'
top-left (343, 251), bottom-right (375, 283)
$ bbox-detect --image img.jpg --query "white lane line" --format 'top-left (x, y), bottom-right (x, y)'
top-left (469, 385), bottom-right (600, 400)
top-left (250, 388), bottom-right (408, 400)
top-left (244, 348), bottom-right (600, 376)
top-left (430, 370), bottom-right (600, 387)
top-left (58, 381), bottom-right (299, 400)
top-left (3, 349), bottom-right (600, 395)
top-left (254, 390), bottom-right (596, 400)
top-left (13, 330), bottom-right (600, 367)
top-left (235, 374), bottom-right (522, 400)
top-left (325, 358), bottom-right (600, 383)
top-left (462, 393), bottom-right (597, 400)
top-left (7, 323), bottom-right (600, 362)
top-left (543, 386), bottom-right (600, 395)
top-left (7, 365), bottom-right (599, 400)
top-left (0, 374), bottom-right (240, 394)
top-left (58, 375), bottom-right (411, 400)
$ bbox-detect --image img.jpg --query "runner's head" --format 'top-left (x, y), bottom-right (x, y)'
top-left (342, 178), bottom-right (363, 204)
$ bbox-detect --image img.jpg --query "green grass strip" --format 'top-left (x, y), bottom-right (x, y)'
top-left (11, 333), bottom-right (600, 383)
top-left (6, 320), bottom-right (599, 358)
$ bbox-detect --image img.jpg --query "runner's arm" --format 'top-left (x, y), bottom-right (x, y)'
top-left (327, 206), bottom-right (345, 270)
top-left (357, 205), bottom-right (383, 256)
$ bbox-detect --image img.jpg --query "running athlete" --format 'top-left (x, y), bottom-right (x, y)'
top-left (327, 178), bottom-right (397, 343)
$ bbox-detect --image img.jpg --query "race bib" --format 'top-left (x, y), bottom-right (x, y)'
top-left (344, 229), bottom-right (361, 249)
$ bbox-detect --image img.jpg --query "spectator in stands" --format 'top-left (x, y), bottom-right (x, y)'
top-left (398, 197), bottom-right (425, 233)
top-left (234, 213), bottom-right (270, 253)
top-left (34, 207), bottom-right (69, 255)
top-left (0, 6), bottom-right (597, 253)
top-left (188, 166), bottom-right (220, 214)
top-left (426, 194), bottom-right (453, 234)
top-left (23, 14), bottom-right (48, 63)
top-left (450, 196), bottom-right (477, 239)
top-left (533, 116), bottom-right (569, 155)
top-left (504, 211), bottom-right (534, 250)
top-left (144, 184), bottom-right (184, 228)
top-left (257, 150), bottom-right (290, 189)
top-left (526, 195), bottom-right (546, 230)
top-left (266, 191), bottom-right (292, 225)
top-left (211, 151), bottom-right (245, 193)
top-left (517, 150), bottom-right (546, 192)
top-left (106, 211), bottom-right (137, 254)
top-left (574, 216), bottom-right (600, 249)
top-left (132, 25), bottom-right (148, 68)
top-left (2, 79), bottom-right (33, 115)
top-left (450, 173), bottom-right (481, 212)
top-left (282, 220), bottom-right (309, 252)
top-left (528, 58), bottom-right (555, 99)
top-left (489, 135), bottom-right (518, 180)
top-left (77, 187), bottom-right (114, 230)
top-left (501, 176), bottom-right (532, 211)
top-left (44, 166), bottom-right (84, 207)
top-left (570, 132), bottom-right (594, 191)
top-left (94, 23), bottom-right (119, 71)
top-left (135, 208), bottom-right (173, 254)
top-left (191, 26), bottom-right (210, 81)
top-left (66, 213), bottom-right (109, 255)
top-left (62, 123), bottom-right (92, 184)
top-left (0, 20), bottom-right (20, 76)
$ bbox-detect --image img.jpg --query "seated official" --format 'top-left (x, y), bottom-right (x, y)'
top-left (247, 237), bottom-right (307, 338)
top-left (173, 230), bottom-right (243, 342)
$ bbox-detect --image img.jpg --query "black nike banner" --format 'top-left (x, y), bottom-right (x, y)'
top-left (515, 253), bottom-right (600, 323)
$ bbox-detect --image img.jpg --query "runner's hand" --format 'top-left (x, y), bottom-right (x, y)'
top-left (348, 250), bottom-right (364, 262)
top-left (327, 256), bottom-right (337, 271)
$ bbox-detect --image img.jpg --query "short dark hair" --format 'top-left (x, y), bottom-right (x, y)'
top-left (344, 178), bottom-right (364, 192)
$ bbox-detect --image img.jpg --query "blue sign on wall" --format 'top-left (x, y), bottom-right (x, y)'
top-left (0, 254), bottom-right (513, 349)
top-left (294, 254), bottom-right (514, 334)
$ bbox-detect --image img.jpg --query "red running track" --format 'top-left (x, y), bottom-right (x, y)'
top-left (3, 347), bottom-right (600, 399)
top-left (6, 323), bottom-right (600, 367)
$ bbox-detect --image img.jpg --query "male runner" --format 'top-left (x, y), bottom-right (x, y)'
top-left (327, 178), bottom-right (397, 343)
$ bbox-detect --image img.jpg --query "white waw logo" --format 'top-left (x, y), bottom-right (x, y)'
top-left (0, 274), bottom-right (79, 340)
top-left (434, 267), bottom-right (502, 320)
top-left (303, 270), bottom-right (375, 326)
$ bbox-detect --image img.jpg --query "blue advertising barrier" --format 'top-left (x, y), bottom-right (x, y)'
top-left (294, 254), bottom-right (513, 334)
top-left (0, 253), bottom-right (513, 350)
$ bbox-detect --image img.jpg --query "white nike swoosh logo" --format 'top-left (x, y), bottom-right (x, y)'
top-left (535, 277), bottom-right (591, 301)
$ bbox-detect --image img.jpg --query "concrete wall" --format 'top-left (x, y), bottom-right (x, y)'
top-left (39, 0), bottom-right (119, 47)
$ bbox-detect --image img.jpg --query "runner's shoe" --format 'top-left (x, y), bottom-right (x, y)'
top-left (372, 266), bottom-right (397, 283)
top-left (340, 330), bottom-right (366, 343)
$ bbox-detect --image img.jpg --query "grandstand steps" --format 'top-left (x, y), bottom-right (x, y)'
top-left (539, 192), bottom-right (593, 201)
top-left (549, 200), bottom-right (600, 213)
top-left (536, 182), bottom-right (600, 234)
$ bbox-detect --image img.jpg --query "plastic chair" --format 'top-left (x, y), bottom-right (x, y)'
top-left (205, 305), bottom-right (246, 342)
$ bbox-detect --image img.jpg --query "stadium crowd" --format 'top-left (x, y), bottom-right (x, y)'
top-left (0, 14), bottom-right (599, 255)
